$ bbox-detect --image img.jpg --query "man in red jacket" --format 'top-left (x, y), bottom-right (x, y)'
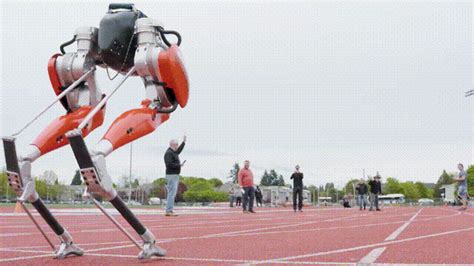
top-left (238, 160), bottom-right (256, 213)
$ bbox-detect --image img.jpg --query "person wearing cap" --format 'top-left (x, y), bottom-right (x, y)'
top-left (290, 165), bottom-right (304, 212)
top-left (368, 174), bottom-right (382, 211)
top-left (238, 160), bottom-right (256, 213)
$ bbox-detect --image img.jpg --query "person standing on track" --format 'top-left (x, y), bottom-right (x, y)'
top-left (255, 186), bottom-right (263, 207)
top-left (164, 136), bottom-right (186, 216)
top-left (356, 179), bottom-right (368, 210)
top-left (235, 184), bottom-right (243, 207)
top-left (368, 174), bottom-right (382, 211)
top-left (238, 160), bottom-right (256, 213)
top-left (290, 165), bottom-right (304, 212)
top-left (229, 185), bottom-right (236, 207)
top-left (453, 163), bottom-right (468, 211)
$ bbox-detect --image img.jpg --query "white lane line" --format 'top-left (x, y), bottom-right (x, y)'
top-left (252, 225), bottom-right (474, 264)
top-left (0, 254), bottom-right (53, 262)
top-left (0, 206), bottom-right (346, 217)
top-left (0, 248), bottom-right (51, 254)
top-left (6, 210), bottom-right (458, 253)
top-left (0, 207), bottom-right (362, 238)
top-left (2, 212), bottom-right (466, 264)
top-left (384, 208), bottom-right (423, 241)
top-left (358, 247), bottom-right (386, 264)
top-left (205, 213), bottom-right (367, 238)
top-left (86, 252), bottom-right (354, 265)
top-left (357, 208), bottom-right (423, 264)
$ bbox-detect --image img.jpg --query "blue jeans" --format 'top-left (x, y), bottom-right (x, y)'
top-left (166, 174), bottom-right (179, 212)
top-left (458, 185), bottom-right (468, 199)
top-left (357, 194), bottom-right (368, 209)
top-left (243, 186), bottom-right (255, 211)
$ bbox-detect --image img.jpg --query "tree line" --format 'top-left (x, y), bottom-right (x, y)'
top-left (2, 164), bottom-right (474, 203)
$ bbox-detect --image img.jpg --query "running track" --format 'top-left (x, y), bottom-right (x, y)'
top-left (1, 206), bottom-right (473, 265)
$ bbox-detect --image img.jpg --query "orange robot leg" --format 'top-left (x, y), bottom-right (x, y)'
top-left (31, 106), bottom-right (105, 156)
top-left (101, 101), bottom-right (169, 152)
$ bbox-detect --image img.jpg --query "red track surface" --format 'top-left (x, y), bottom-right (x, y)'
top-left (1, 206), bottom-right (473, 265)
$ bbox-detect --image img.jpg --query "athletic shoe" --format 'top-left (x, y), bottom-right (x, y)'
top-left (243, 210), bottom-right (249, 213)
top-left (165, 212), bottom-right (178, 217)
top-left (376, 209), bottom-right (382, 211)
top-left (299, 209), bottom-right (303, 212)
top-left (248, 210), bottom-right (256, 213)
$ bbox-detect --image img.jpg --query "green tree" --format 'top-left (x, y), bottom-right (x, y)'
top-left (324, 183), bottom-right (335, 191)
top-left (181, 176), bottom-right (226, 202)
top-left (0, 171), bottom-right (14, 198)
top-left (260, 169), bottom-right (285, 186)
top-left (229, 163), bottom-right (240, 184)
top-left (466, 165), bottom-right (474, 197)
top-left (344, 179), bottom-right (359, 195)
top-left (132, 178), bottom-right (140, 188)
top-left (400, 182), bottom-right (420, 200)
top-left (35, 178), bottom-right (47, 198)
top-left (414, 182), bottom-right (432, 199)
top-left (209, 178), bottom-right (223, 187)
top-left (187, 180), bottom-right (213, 191)
top-left (260, 170), bottom-right (271, 186)
top-left (384, 177), bottom-right (403, 194)
top-left (71, 170), bottom-right (82, 185)
top-left (153, 178), bottom-right (167, 186)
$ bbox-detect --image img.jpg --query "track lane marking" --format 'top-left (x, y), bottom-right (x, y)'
top-left (356, 208), bottom-right (422, 264)
top-left (1, 209), bottom-right (464, 264)
top-left (0, 254), bottom-right (53, 262)
top-left (86, 252), bottom-right (354, 265)
top-left (5, 210), bottom-right (458, 252)
top-left (384, 208), bottom-right (423, 241)
top-left (253, 224), bottom-right (474, 264)
top-left (358, 247), bottom-right (386, 264)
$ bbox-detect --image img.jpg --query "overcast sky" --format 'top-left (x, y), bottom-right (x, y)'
top-left (1, 1), bottom-right (472, 187)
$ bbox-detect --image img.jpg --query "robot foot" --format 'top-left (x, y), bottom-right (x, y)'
top-left (138, 242), bottom-right (166, 260)
top-left (54, 231), bottom-right (84, 259)
top-left (55, 242), bottom-right (84, 259)
top-left (138, 229), bottom-right (166, 259)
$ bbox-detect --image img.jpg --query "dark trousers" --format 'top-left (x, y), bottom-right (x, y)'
top-left (236, 197), bottom-right (242, 206)
top-left (229, 195), bottom-right (236, 207)
top-left (293, 187), bottom-right (303, 210)
top-left (369, 192), bottom-right (379, 210)
top-left (242, 186), bottom-right (255, 211)
top-left (256, 196), bottom-right (262, 206)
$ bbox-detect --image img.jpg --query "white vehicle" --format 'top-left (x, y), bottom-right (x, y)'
top-left (148, 197), bottom-right (162, 205)
top-left (378, 194), bottom-right (405, 204)
top-left (418, 198), bottom-right (434, 206)
top-left (127, 200), bottom-right (142, 206)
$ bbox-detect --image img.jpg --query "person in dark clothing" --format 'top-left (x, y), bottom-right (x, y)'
top-left (163, 136), bottom-right (186, 216)
top-left (290, 165), bottom-right (304, 212)
top-left (342, 195), bottom-right (351, 208)
top-left (356, 179), bottom-right (369, 210)
top-left (255, 186), bottom-right (263, 207)
top-left (236, 195), bottom-right (242, 206)
top-left (368, 175), bottom-right (382, 211)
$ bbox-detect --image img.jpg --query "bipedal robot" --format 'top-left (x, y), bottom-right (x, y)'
top-left (2, 3), bottom-right (188, 260)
